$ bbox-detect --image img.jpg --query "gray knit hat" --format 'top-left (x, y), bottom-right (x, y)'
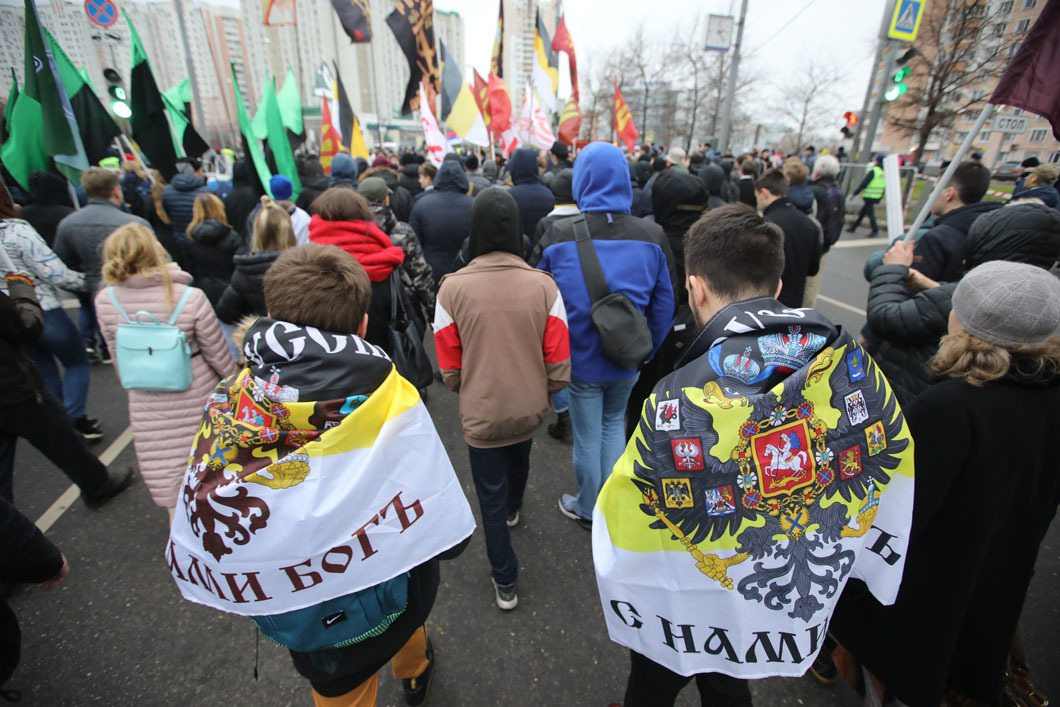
top-left (953, 261), bottom-right (1060, 348)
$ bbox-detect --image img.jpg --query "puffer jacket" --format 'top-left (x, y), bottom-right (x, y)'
top-left (408, 161), bottom-right (473, 283)
top-left (186, 219), bottom-right (242, 305)
top-left (95, 269), bottom-right (235, 507)
top-left (53, 198), bottom-right (151, 295)
top-left (399, 163), bottom-right (423, 197)
top-left (1, 219), bottom-right (85, 311)
top-left (507, 148), bottom-right (555, 241)
top-left (162, 174), bottom-right (211, 241)
top-left (371, 201), bottom-right (435, 321)
top-left (912, 200), bottom-right (1002, 283)
top-left (214, 250), bottom-right (280, 324)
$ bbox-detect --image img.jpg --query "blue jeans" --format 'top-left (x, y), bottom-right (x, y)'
top-left (22, 308), bottom-right (91, 419)
top-left (468, 439), bottom-right (532, 587)
top-left (552, 388), bottom-right (568, 414)
top-left (76, 292), bottom-right (107, 355)
top-left (567, 373), bottom-right (639, 519)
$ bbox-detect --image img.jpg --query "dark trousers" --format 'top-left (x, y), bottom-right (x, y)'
top-left (0, 390), bottom-right (110, 504)
top-left (624, 650), bottom-right (753, 707)
top-left (467, 439), bottom-right (532, 588)
top-left (852, 196), bottom-right (880, 233)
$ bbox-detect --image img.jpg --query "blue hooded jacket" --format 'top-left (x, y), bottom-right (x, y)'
top-left (535, 142), bottom-right (675, 382)
top-left (329, 154), bottom-right (358, 189)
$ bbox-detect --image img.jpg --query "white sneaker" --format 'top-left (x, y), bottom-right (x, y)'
top-left (492, 577), bottom-right (518, 610)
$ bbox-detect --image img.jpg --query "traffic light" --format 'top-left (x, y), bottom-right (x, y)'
top-left (840, 111), bottom-right (857, 137)
top-left (103, 68), bottom-right (131, 119)
top-left (885, 49), bottom-right (917, 102)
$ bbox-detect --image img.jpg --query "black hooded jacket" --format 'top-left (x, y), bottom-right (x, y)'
top-left (186, 219), bottom-right (242, 305)
top-left (652, 169), bottom-right (708, 302)
top-left (507, 148), bottom-right (554, 241)
top-left (912, 200), bottom-right (1002, 283)
top-left (214, 250), bottom-right (281, 324)
top-left (408, 161), bottom-right (473, 283)
top-left (399, 163), bottom-right (422, 196)
top-left (19, 171), bottom-right (74, 246)
top-left (698, 164), bottom-right (728, 210)
top-left (224, 160), bottom-right (261, 242)
top-left (295, 174), bottom-right (330, 212)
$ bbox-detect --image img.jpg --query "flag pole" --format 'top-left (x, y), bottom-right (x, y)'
top-left (902, 102), bottom-right (996, 242)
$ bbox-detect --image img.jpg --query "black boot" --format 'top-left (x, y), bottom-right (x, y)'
top-left (548, 411), bottom-right (571, 443)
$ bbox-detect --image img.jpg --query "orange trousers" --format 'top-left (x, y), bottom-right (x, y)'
top-left (311, 624), bottom-right (430, 707)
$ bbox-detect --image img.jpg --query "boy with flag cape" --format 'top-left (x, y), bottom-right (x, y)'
top-left (592, 204), bottom-right (914, 705)
top-left (166, 244), bottom-right (475, 705)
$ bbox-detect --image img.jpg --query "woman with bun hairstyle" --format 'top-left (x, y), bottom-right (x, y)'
top-left (94, 224), bottom-right (235, 520)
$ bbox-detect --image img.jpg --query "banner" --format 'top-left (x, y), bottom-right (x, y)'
top-left (167, 321), bottom-right (475, 617)
top-left (419, 81), bottom-right (451, 166)
top-left (262, 0), bottom-right (296, 26)
top-left (614, 80), bottom-right (639, 153)
top-left (438, 40), bottom-right (488, 146)
top-left (386, 0), bottom-right (439, 115)
top-left (989, 0), bottom-right (1060, 140)
top-left (490, 0), bottom-right (503, 78)
top-left (550, 14), bottom-right (578, 103)
top-left (330, 0), bottom-right (371, 42)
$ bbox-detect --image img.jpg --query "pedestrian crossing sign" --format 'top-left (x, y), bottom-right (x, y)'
top-left (888, 0), bottom-right (924, 41)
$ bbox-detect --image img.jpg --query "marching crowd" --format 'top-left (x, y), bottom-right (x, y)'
top-left (1, 139), bottom-right (1059, 707)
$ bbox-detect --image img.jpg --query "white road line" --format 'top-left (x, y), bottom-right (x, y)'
top-left (35, 426), bottom-right (134, 533)
top-left (833, 238), bottom-right (888, 248)
top-left (816, 294), bottom-right (867, 317)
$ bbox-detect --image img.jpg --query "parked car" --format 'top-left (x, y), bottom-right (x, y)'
top-left (992, 161), bottom-right (1023, 181)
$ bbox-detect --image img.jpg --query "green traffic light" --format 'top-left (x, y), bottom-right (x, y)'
top-left (893, 67), bottom-right (910, 82)
top-left (884, 84), bottom-right (907, 102)
top-left (111, 100), bottom-right (132, 118)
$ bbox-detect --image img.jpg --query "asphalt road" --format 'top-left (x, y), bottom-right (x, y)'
top-left (7, 226), bottom-right (1059, 706)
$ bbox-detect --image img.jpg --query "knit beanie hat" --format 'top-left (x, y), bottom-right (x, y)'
top-left (953, 261), bottom-right (1060, 348)
top-left (269, 175), bottom-right (293, 201)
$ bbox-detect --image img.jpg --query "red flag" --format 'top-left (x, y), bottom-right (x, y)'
top-left (558, 96), bottom-right (582, 145)
top-left (320, 98), bottom-right (342, 173)
top-left (472, 68), bottom-right (491, 131)
top-left (614, 79), bottom-right (638, 152)
top-left (487, 73), bottom-right (513, 135)
top-left (989, 0), bottom-right (1060, 139)
top-left (551, 14), bottom-right (579, 103)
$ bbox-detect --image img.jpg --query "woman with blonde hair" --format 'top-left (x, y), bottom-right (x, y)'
top-left (94, 224), bottom-right (235, 519)
top-left (830, 260), bottom-right (1060, 706)
top-left (185, 192), bottom-right (241, 305)
top-left (215, 197), bottom-right (296, 324)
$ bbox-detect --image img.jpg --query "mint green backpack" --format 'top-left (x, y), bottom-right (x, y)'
top-left (107, 286), bottom-right (195, 392)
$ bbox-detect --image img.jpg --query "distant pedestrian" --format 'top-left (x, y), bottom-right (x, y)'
top-left (215, 199), bottom-right (297, 325)
top-left (329, 153), bottom-right (359, 190)
top-left (19, 171), bottom-right (75, 247)
top-left (223, 159), bottom-right (262, 243)
top-left (185, 193), bottom-right (241, 305)
top-left (783, 158), bottom-right (815, 215)
top-left (848, 155), bottom-right (885, 236)
top-left (805, 155), bottom-right (845, 307)
top-left (162, 157), bottom-right (211, 247)
top-left (736, 158), bottom-right (757, 207)
top-left (294, 156), bottom-right (330, 212)
top-left (244, 176), bottom-right (311, 245)
top-left (1012, 163), bottom-right (1059, 210)
top-left (409, 160), bottom-right (472, 284)
top-left (507, 148), bottom-right (555, 243)
top-left (757, 168), bottom-right (821, 308)
top-left (434, 188), bottom-right (570, 610)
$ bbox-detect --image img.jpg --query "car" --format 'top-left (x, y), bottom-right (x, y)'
top-left (992, 161), bottom-right (1023, 181)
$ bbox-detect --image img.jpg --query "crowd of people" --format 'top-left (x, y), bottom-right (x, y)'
top-left (0, 136), bottom-right (1058, 707)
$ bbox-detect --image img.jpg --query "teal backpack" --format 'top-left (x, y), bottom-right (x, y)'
top-left (108, 286), bottom-right (195, 392)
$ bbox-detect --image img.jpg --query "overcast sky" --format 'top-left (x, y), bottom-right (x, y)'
top-left (436, 0), bottom-right (889, 120)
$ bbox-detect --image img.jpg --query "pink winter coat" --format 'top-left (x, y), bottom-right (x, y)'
top-left (95, 268), bottom-right (236, 508)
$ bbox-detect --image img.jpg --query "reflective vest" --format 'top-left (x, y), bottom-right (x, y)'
top-left (862, 166), bottom-right (885, 200)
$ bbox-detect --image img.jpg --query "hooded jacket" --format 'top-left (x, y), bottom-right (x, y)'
top-left (371, 201), bottom-right (435, 322)
top-left (408, 160), bottom-right (474, 283)
top-left (1011, 184), bottom-right (1059, 209)
top-left (53, 198), bottom-right (151, 295)
top-left (329, 154), bottom-right (359, 189)
top-left (868, 202), bottom-right (1060, 406)
top-left (698, 164), bottom-right (728, 210)
top-left (0, 276), bottom-right (46, 407)
top-left (399, 162), bottom-right (423, 197)
top-left (225, 160), bottom-right (263, 238)
top-left (788, 184), bottom-right (815, 214)
top-left (532, 142), bottom-right (676, 383)
top-left (19, 171), bottom-right (75, 246)
top-left (651, 169), bottom-right (708, 302)
top-left (533, 169), bottom-right (577, 248)
top-left (186, 218), bottom-right (243, 305)
top-left (763, 197), bottom-right (822, 308)
top-left (214, 250), bottom-right (282, 324)
top-left (162, 174), bottom-right (212, 241)
top-left (507, 148), bottom-right (555, 241)
top-left (1, 219), bottom-right (85, 311)
top-left (295, 174), bottom-right (331, 212)
top-left (434, 189), bottom-right (570, 447)
top-left (912, 200), bottom-right (1002, 283)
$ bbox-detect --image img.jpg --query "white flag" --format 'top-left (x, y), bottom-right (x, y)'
top-left (419, 82), bottom-right (453, 167)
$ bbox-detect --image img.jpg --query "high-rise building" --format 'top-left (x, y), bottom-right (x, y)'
top-left (503, 0), bottom-right (558, 114)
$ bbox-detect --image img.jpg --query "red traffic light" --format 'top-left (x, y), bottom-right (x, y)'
top-left (843, 111), bottom-right (858, 126)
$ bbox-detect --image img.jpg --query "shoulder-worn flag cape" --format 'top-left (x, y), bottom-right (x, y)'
top-left (593, 298), bottom-right (914, 678)
top-left (166, 318), bottom-right (475, 617)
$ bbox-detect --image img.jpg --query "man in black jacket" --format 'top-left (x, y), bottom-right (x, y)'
top-left (0, 268), bottom-right (131, 506)
top-left (736, 158), bottom-right (757, 207)
top-left (756, 169), bottom-right (822, 308)
top-left (912, 161), bottom-right (1000, 283)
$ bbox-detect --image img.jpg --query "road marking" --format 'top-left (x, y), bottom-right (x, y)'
top-left (833, 238), bottom-right (887, 248)
top-left (35, 426), bottom-right (134, 533)
top-left (816, 294), bottom-right (867, 317)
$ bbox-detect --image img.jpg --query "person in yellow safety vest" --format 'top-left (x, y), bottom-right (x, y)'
top-left (848, 154), bottom-right (886, 237)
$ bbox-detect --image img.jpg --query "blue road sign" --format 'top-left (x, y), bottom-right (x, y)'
top-left (85, 0), bottom-right (118, 28)
top-left (889, 0), bottom-right (924, 42)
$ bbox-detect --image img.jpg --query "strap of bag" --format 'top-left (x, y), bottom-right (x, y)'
top-left (389, 269), bottom-right (406, 324)
top-left (572, 214), bottom-right (611, 303)
top-left (168, 286), bottom-right (196, 326)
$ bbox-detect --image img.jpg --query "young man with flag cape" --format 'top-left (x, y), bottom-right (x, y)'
top-left (592, 204), bottom-right (914, 705)
top-left (166, 244), bottom-right (475, 706)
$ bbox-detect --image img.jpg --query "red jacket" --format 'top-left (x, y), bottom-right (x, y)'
top-left (308, 216), bottom-right (405, 282)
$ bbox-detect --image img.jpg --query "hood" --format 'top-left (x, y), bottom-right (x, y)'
top-left (401, 163), bottom-right (420, 179)
top-left (303, 174), bottom-right (331, 191)
top-left (788, 184), bottom-right (815, 210)
top-left (508, 148), bottom-right (540, 185)
top-left (550, 168), bottom-right (575, 204)
top-left (172, 173), bottom-right (207, 192)
top-left (330, 154), bottom-right (358, 187)
top-left (936, 200), bottom-right (1002, 233)
top-left (482, 160), bottom-right (499, 181)
top-left (1012, 185), bottom-right (1060, 208)
top-left (233, 249), bottom-right (281, 273)
top-left (232, 159), bottom-right (253, 185)
top-left (28, 171), bottom-right (72, 206)
top-left (700, 164), bottom-right (725, 197)
top-left (433, 160), bottom-right (470, 194)
top-left (361, 166), bottom-right (399, 188)
top-left (572, 142), bottom-right (633, 213)
top-left (634, 161), bottom-right (652, 189)
top-left (468, 188), bottom-right (523, 260)
top-left (189, 219), bottom-right (233, 245)
top-left (966, 202), bottom-right (1060, 271)
top-left (308, 215), bottom-right (405, 282)
top-left (371, 201), bottom-right (398, 235)
top-left (652, 169), bottom-right (707, 234)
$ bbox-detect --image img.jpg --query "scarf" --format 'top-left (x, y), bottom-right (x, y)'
top-left (308, 216), bottom-right (406, 282)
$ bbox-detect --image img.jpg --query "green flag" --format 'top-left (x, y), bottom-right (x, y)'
top-left (126, 8), bottom-right (179, 179)
top-left (277, 67), bottom-right (303, 137)
top-left (163, 79), bottom-right (209, 159)
top-left (22, 0), bottom-right (87, 183)
top-left (0, 70), bottom-right (49, 189)
top-left (1, 69), bottom-right (17, 143)
top-left (250, 77), bottom-right (269, 140)
top-left (232, 64), bottom-right (272, 197)
top-left (44, 27), bottom-right (120, 166)
top-left (263, 78), bottom-right (301, 200)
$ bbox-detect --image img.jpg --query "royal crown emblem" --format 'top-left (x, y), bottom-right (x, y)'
top-left (722, 346), bottom-right (762, 384)
top-left (758, 326), bottom-right (827, 371)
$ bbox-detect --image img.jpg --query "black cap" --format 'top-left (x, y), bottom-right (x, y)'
top-left (551, 141), bottom-right (569, 159)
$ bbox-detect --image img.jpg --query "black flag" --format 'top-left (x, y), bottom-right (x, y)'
top-left (330, 0), bottom-right (372, 42)
top-left (385, 0), bottom-right (439, 116)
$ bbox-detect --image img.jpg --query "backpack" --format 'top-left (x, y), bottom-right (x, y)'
top-left (108, 286), bottom-right (195, 392)
top-left (572, 215), bottom-right (654, 371)
top-left (821, 183), bottom-right (845, 249)
top-left (253, 572), bottom-right (410, 652)
top-left (386, 270), bottom-right (434, 390)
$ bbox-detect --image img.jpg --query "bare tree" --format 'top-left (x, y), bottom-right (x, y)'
top-left (774, 61), bottom-right (844, 152)
top-left (887, 0), bottom-right (1020, 166)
